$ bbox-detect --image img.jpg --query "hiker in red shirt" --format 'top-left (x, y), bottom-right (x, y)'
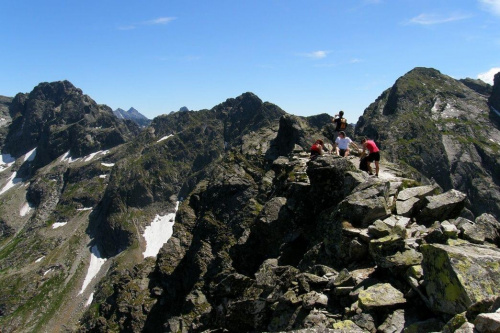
top-left (310, 139), bottom-right (326, 159)
top-left (360, 137), bottom-right (380, 177)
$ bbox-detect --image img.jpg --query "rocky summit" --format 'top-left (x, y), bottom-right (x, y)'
top-left (0, 69), bottom-right (499, 333)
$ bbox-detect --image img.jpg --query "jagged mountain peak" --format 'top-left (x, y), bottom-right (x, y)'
top-left (3, 80), bottom-right (139, 168)
top-left (113, 107), bottom-right (150, 126)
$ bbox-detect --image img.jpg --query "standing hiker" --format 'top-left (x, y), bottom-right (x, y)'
top-left (360, 137), bottom-right (380, 177)
top-left (332, 111), bottom-right (347, 138)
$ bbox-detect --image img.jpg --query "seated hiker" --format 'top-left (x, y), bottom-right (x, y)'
top-left (335, 131), bottom-right (359, 157)
top-left (310, 139), bottom-right (325, 159)
top-left (360, 137), bottom-right (380, 177)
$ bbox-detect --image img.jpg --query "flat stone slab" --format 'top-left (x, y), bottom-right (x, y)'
top-left (358, 283), bottom-right (406, 309)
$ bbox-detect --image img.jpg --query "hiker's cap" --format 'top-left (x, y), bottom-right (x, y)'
top-left (339, 110), bottom-right (344, 115)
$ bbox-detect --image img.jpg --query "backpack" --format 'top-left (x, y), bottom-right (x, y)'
top-left (339, 117), bottom-right (347, 130)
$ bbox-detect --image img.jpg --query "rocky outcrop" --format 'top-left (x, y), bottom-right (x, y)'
top-left (356, 67), bottom-right (500, 220)
top-left (0, 95), bottom-right (12, 148)
top-left (490, 71), bottom-right (500, 117)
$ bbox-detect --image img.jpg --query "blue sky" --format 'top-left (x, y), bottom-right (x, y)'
top-left (1, 0), bottom-right (500, 122)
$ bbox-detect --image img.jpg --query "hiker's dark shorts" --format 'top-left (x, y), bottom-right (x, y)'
top-left (339, 149), bottom-right (347, 157)
top-left (367, 152), bottom-right (380, 162)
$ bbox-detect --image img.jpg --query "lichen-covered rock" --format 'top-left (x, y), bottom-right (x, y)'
top-left (421, 243), bottom-right (500, 314)
top-left (357, 283), bottom-right (406, 310)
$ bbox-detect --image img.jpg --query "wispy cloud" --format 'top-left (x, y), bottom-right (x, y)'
top-left (478, 67), bottom-right (500, 85)
top-left (301, 50), bottom-right (330, 59)
top-left (406, 13), bottom-right (470, 25)
top-left (145, 17), bottom-right (176, 25)
top-left (479, 0), bottom-right (500, 16)
top-left (118, 17), bottom-right (176, 30)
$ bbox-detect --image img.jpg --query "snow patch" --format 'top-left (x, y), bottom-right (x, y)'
top-left (157, 134), bottom-right (174, 143)
top-left (20, 202), bottom-right (33, 216)
top-left (84, 150), bottom-right (109, 162)
top-left (85, 292), bottom-right (94, 307)
top-left (79, 245), bottom-right (107, 294)
top-left (77, 207), bottom-right (93, 211)
top-left (60, 151), bottom-right (80, 163)
top-left (0, 172), bottom-right (22, 195)
top-left (143, 201), bottom-right (180, 258)
top-left (99, 175), bottom-right (107, 179)
top-left (24, 147), bottom-right (37, 162)
top-left (101, 162), bottom-right (115, 167)
top-left (43, 268), bottom-right (53, 276)
top-left (35, 256), bottom-right (45, 263)
top-left (0, 153), bottom-right (15, 173)
top-left (52, 222), bottom-right (67, 229)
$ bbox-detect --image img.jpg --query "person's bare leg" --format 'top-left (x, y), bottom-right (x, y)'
top-left (375, 161), bottom-right (379, 176)
top-left (345, 149), bottom-right (350, 157)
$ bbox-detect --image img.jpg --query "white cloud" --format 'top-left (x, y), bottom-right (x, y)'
top-left (407, 13), bottom-right (470, 25)
top-left (118, 17), bottom-right (176, 30)
top-left (303, 51), bottom-right (330, 59)
top-left (145, 17), bottom-right (176, 25)
top-left (478, 67), bottom-right (500, 85)
top-left (479, 0), bottom-right (500, 16)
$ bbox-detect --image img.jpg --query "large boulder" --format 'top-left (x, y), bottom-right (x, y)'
top-left (421, 243), bottom-right (500, 314)
top-left (417, 189), bottom-right (467, 225)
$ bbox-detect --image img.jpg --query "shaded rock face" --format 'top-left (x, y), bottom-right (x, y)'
top-left (490, 72), bottom-right (500, 115)
top-left (0, 95), bottom-right (12, 148)
top-left (356, 67), bottom-right (500, 219)
top-left (4, 81), bottom-right (139, 169)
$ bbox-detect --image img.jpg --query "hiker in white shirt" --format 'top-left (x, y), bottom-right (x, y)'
top-left (335, 131), bottom-right (359, 157)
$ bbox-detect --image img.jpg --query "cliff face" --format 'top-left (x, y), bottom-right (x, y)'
top-left (356, 67), bottom-right (500, 219)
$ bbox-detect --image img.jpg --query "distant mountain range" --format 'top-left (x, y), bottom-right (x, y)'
top-left (113, 107), bottom-right (151, 126)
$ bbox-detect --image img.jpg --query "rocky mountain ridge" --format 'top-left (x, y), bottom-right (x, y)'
top-left (0, 69), bottom-right (499, 332)
top-left (355, 67), bottom-right (500, 219)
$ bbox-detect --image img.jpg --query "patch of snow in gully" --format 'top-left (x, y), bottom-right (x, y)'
top-left (85, 292), bottom-right (94, 307)
top-left (24, 147), bottom-right (37, 162)
top-left (35, 256), bottom-right (45, 263)
top-left (143, 201), bottom-right (180, 258)
top-left (84, 150), bottom-right (109, 162)
top-left (157, 134), bottom-right (173, 143)
top-left (0, 153), bottom-right (15, 173)
top-left (101, 162), bottom-right (115, 167)
top-left (60, 151), bottom-right (79, 163)
top-left (20, 202), bottom-right (33, 216)
top-left (79, 245), bottom-right (107, 294)
top-left (0, 172), bottom-right (22, 195)
top-left (52, 222), bottom-right (68, 229)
